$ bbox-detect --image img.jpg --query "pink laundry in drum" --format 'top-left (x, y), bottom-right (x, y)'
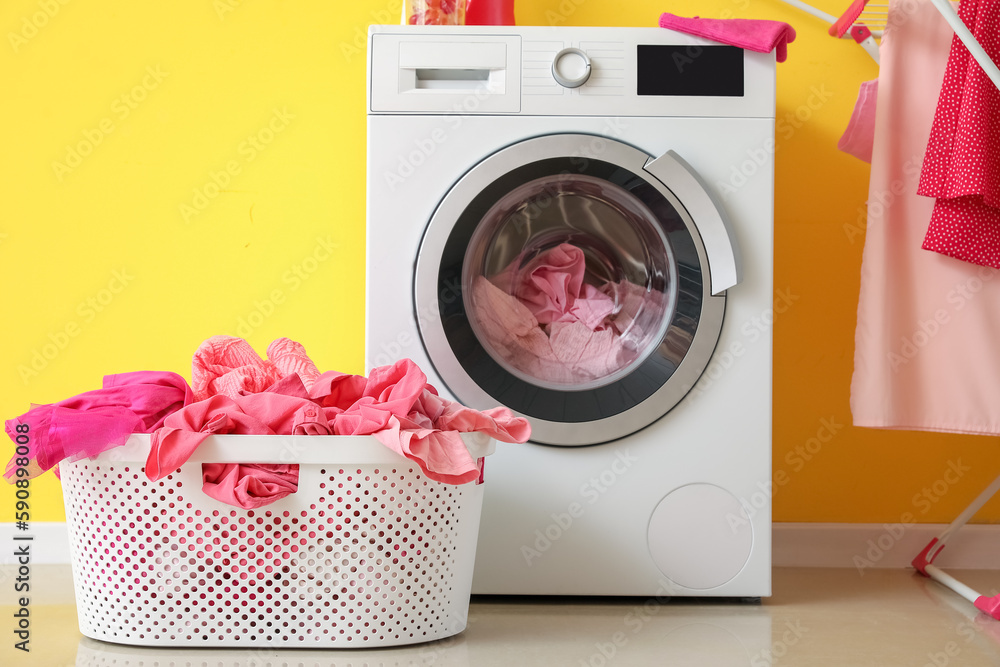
top-left (470, 243), bottom-right (665, 384)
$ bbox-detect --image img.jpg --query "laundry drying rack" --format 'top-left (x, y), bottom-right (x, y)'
top-left (776, 0), bottom-right (1000, 93)
top-left (775, 0), bottom-right (1000, 620)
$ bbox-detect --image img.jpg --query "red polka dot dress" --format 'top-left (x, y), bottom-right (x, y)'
top-left (918, 0), bottom-right (1000, 268)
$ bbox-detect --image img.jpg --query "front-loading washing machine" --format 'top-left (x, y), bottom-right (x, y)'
top-left (366, 25), bottom-right (774, 597)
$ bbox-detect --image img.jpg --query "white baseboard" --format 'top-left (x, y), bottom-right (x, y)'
top-left (3, 522), bottom-right (998, 569)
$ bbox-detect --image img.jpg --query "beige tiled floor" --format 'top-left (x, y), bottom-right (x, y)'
top-left (4, 565), bottom-right (1000, 665)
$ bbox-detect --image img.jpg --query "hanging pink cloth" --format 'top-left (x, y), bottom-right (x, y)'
top-left (838, 79), bottom-right (879, 164)
top-left (852, 0), bottom-right (1000, 434)
top-left (4, 371), bottom-right (193, 481)
top-left (918, 0), bottom-right (1000, 267)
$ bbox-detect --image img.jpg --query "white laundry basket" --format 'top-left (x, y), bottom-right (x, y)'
top-left (60, 433), bottom-right (494, 648)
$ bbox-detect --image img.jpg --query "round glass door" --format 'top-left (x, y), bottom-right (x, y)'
top-left (464, 172), bottom-right (676, 393)
top-left (415, 135), bottom-right (733, 446)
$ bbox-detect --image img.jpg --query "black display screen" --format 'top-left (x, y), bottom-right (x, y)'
top-left (637, 45), bottom-right (744, 97)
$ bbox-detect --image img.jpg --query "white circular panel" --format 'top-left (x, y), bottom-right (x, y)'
top-left (648, 483), bottom-right (753, 590)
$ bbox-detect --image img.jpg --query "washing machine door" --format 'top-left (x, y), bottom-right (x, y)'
top-left (415, 134), bottom-right (739, 446)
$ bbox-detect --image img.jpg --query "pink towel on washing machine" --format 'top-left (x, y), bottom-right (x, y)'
top-left (658, 13), bottom-right (796, 62)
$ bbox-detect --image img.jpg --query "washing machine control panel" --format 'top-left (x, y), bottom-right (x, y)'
top-left (368, 26), bottom-right (775, 119)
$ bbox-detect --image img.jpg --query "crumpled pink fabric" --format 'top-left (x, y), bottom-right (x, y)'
top-left (6, 334), bottom-right (530, 508)
top-left (470, 243), bottom-right (666, 384)
top-left (267, 338), bottom-right (321, 391)
top-left (4, 371), bottom-right (194, 481)
top-left (370, 385), bottom-right (531, 485)
top-left (191, 335), bottom-right (322, 401)
top-left (149, 357), bottom-right (531, 501)
top-left (201, 463), bottom-right (300, 510)
top-left (326, 360), bottom-right (430, 436)
top-left (658, 13), bottom-right (796, 63)
top-left (493, 244), bottom-right (616, 329)
top-left (147, 392), bottom-right (330, 510)
top-left (314, 359), bottom-right (530, 484)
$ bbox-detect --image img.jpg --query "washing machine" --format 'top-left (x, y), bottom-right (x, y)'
top-left (366, 25), bottom-right (773, 597)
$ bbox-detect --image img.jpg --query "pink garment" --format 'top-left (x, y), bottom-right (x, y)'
top-left (838, 79), bottom-right (878, 164)
top-left (470, 243), bottom-right (666, 384)
top-left (4, 371), bottom-right (193, 481)
top-left (147, 393), bottom-right (331, 480)
top-left (373, 386), bottom-right (531, 486)
top-left (851, 0), bottom-right (1000, 434)
top-left (266, 338), bottom-right (321, 391)
top-left (658, 13), bottom-right (796, 63)
top-left (917, 0), bottom-right (1000, 268)
top-left (191, 335), bottom-right (321, 401)
top-left (472, 276), bottom-right (619, 384)
top-left (328, 359), bottom-right (430, 436)
top-left (494, 244), bottom-right (616, 329)
top-left (150, 358), bottom-right (532, 497)
top-left (202, 463), bottom-right (299, 510)
top-left (313, 359), bottom-right (531, 485)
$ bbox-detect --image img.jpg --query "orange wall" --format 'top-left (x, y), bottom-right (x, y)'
top-left (3, 0), bottom-right (999, 524)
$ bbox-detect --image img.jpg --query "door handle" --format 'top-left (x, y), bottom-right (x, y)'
top-left (644, 151), bottom-right (743, 295)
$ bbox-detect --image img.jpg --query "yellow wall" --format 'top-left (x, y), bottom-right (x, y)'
top-left (3, 0), bottom-right (999, 525)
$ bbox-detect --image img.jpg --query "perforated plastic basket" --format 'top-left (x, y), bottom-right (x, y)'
top-left (61, 432), bottom-right (494, 648)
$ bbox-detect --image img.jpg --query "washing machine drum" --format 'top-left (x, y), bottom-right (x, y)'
top-left (415, 134), bottom-right (741, 446)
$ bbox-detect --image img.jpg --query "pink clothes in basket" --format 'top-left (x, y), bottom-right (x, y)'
top-left (4, 335), bottom-right (531, 509)
top-left (851, 0), bottom-right (1000, 434)
top-left (917, 0), bottom-right (1000, 268)
top-left (149, 357), bottom-right (532, 502)
top-left (4, 371), bottom-right (193, 481)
